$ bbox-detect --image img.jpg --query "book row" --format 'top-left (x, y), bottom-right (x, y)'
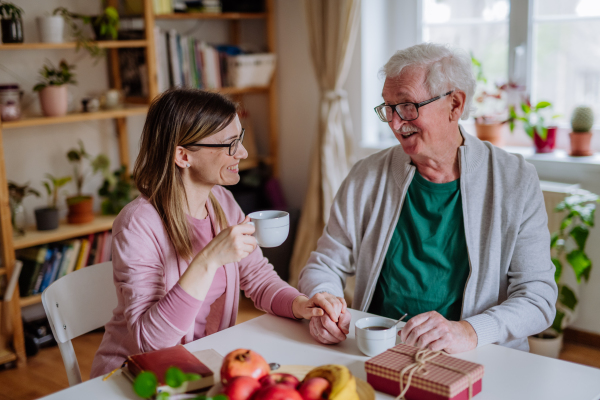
top-left (17, 231), bottom-right (112, 299)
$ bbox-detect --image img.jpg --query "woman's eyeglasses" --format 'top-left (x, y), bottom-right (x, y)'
top-left (185, 128), bottom-right (245, 156)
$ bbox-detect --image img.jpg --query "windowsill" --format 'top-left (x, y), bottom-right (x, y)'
top-left (503, 146), bottom-right (600, 166)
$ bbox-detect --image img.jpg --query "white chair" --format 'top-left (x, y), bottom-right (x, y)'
top-left (42, 261), bottom-right (117, 386)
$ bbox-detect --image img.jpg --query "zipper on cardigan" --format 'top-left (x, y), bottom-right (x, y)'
top-left (362, 166), bottom-right (416, 311)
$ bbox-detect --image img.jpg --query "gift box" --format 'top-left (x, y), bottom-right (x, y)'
top-left (365, 344), bottom-right (484, 400)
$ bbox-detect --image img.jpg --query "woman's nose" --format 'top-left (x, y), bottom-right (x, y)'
top-left (235, 143), bottom-right (248, 159)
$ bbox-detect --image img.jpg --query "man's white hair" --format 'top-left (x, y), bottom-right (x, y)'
top-left (381, 43), bottom-right (476, 120)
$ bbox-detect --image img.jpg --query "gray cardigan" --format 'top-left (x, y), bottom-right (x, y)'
top-left (298, 127), bottom-right (558, 351)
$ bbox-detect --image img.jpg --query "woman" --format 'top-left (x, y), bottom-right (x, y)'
top-left (91, 89), bottom-right (346, 377)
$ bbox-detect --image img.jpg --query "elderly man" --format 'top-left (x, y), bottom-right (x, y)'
top-left (298, 43), bottom-right (557, 353)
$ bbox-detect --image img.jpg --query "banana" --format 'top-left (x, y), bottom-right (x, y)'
top-left (304, 364), bottom-right (359, 400)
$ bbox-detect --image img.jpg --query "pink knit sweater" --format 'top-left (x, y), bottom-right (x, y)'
top-left (90, 186), bottom-right (302, 377)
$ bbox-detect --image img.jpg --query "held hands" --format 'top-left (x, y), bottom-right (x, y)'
top-left (197, 216), bottom-right (257, 269)
top-left (399, 311), bottom-right (477, 354)
top-left (299, 293), bottom-right (351, 344)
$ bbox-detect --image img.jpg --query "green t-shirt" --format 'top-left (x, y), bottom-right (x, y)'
top-left (368, 171), bottom-right (470, 321)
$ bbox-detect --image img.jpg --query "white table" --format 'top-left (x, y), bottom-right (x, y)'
top-left (42, 309), bottom-right (600, 400)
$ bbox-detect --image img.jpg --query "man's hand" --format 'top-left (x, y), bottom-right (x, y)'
top-left (293, 292), bottom-right (346, 322)
top-left (400, 311), bottom-right (477, 353)
top-left (309, 309), bottom-right (352, 344)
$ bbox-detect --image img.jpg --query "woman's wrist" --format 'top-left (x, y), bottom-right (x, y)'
top-left (292, 295), bottom-right (309, 319)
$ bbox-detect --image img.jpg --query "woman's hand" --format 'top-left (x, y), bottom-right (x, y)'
top-left (180, 216), bottom-right (256, 300)
top-left (196, 216), bottom-right (257, 269)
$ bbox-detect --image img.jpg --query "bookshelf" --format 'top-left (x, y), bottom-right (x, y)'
top-left (0, 0), bottom-right (279, 367)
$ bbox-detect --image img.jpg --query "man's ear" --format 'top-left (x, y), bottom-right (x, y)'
top-left (174, 146), bottom-right (189, 169)
top-left (450, 91), bottom-right (466, 122)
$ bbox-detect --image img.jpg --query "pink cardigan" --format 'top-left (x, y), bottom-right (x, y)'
top-left (90, 187), bottom-right (302, 377)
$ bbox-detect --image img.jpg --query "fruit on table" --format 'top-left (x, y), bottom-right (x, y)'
top-left (297, 377), bottom-right (331, 400)
top-left (253, 383), bottom-right (304, 400)
top-left (303, 365), bottom-right (359, 400)
top-left (221, 349), bottom-right (271, 384)
top-left (221, 376), bottom-right (261, 400)
top-left (260, 372), bottom-right (300, 389)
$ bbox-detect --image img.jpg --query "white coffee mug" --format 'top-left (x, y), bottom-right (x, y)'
top-left (247, 210), bottom-right (289, 248)
top-left (355, 316), bottom-right (399, 357)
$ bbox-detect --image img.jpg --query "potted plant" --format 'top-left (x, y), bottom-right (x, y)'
top-left (0, 1), bottom-right (23, 43)
top-left (33, 59), bottom-right (77, 117)
top-left (8, 181), bottom-right (40, 236)
top-left (35, 174), bottom-right (72, 231)
top-left (53, 6), bottom-right (120, 60)
top-left (508, 99), bottom-right (560, 153)
top-left (36, 12), bottom-right (65, 43)
top-left (569, 106), bottom-right (594, 157)
top-left (66, 140), bottom-right (110, 224)
top-left (98, 166), bottom-right (136, 215)
top-left (528, 189), bottom-right (599, 358)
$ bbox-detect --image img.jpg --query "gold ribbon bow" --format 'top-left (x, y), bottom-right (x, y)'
top-left (391, 348), bottom-right (473, 400)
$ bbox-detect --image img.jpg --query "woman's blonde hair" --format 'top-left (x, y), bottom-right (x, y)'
top-left (134, 88), bottom-right (236, 260)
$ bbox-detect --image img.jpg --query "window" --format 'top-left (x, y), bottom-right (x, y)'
top-left (359, 0), bottom-right (600, 151)
top-left (532, 0), bottom-right (600, 123)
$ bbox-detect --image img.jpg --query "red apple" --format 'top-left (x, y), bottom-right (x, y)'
top-left (221, 349), bottom-right (271, 384)
top-left (259, 373), bottom-right (300, 389)
top-left (221, 376), bottom-right (262, 400)
top-left (252, 383), bottom-right (304, 400)
top-left (297, 377), bottom-right (331, 400)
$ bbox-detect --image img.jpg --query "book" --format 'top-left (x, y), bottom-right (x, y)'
top-left (63, 239), bottom-right (81, 276)
top-left (75, 237), bottom-right (91, 271)
top-left (17, 245), bottom-right (48, 297)
top-left (48, 244), bottom-right (67, 284)
top-left (102, 231), bottom-right (112, 263)
top-left (39, 246), bottom-right (62, 293)
top-left (168, 29), bottom-right (182, 87)
top-left (33, 247), bottom-right (55, 294)
top-left (86, 234), bottom-right (98, 267)
top-left (94, 232), bottom-right (106, 265)
top-left (124, 345), bottom-right (216, 394)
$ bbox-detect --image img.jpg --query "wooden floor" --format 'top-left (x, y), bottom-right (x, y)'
top-left (1, 298), bottom-right (599, 400)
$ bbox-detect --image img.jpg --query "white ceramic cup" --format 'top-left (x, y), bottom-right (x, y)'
top-left (355, 316), bottom-right (398, 357)
top-left (247, 210), bottom-right (289, 248)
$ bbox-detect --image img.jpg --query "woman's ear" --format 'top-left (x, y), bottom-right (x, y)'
top-left (174, 146), bottom-right (190, 169)
top-left (450, 91), bottom-right (466, 122)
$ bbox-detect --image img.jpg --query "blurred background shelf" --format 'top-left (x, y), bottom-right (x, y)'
top-left (0, 40), bottom-right (148, 50)
top-left (155, 12), bottom-right (267, 20)
top-left (12, 215), bottom-right (116, 250)
top-left (1, 105), bottom-right (149, 129)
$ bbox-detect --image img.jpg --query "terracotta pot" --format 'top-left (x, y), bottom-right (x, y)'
top-left (569, 132), bottom-right (593, 156)
top-left (533, 126), bottom-right (557, 153)
top-left (528, 332), bottom-right (563, 358)
top-left (474, 122), bottom-right (505, 147)
top-left (39, 85), bottom-right (68, 117)
top-left (67, 196), bottom-right (95, 224)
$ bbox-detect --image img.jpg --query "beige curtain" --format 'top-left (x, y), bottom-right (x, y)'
top-left (288, 0), bottom-right (361, 288)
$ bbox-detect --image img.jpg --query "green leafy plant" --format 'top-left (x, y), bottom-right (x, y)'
top-left (0, 1), bottom-right (23, 20)
top-left (507, 99), bottom-right (560, 140)
top-left (66, 140), bottom-right (110, 203)
top-left (42, 174), bottom-right (72, 209)
top-left (133, 366), bottom-right (226, 400)
top-left (53, 6), bottom-right (120, 60)
top-left (550, 189), bottom-right (600, 335)
top-left (8, 181), bottom-right (41, 234)
top-left (32, 59), bottom-right (77, 92)
top-left (98, 166), bottom-right (136, 215)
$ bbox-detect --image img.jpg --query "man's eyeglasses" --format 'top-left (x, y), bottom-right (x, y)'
top-left (184, 128), bottom-right (245, 156)
top-left (374, 90), bottom-right (454, 122)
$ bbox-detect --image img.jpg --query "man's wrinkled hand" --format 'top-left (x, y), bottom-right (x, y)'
top-left (309, 307), bottom-right (352, 344)
top-left (399, 311), bottom-right (477, 353)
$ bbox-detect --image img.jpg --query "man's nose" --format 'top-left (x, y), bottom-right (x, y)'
top-left (389, 109), bottom-right (408, 131)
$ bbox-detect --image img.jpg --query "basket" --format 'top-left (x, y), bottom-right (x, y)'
top-left (227, 53), bottom-right (276, 88)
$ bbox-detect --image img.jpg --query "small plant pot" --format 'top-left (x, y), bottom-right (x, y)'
top-left (91, 20), bottom-right (114, 41)
top-left (36, 16), bottom-right (64, 43)
top-left (533, 126), bottom-right (558, 153)
top-left (1, 18), bottom-right (23, 43)
top-left (39, 85), bottom-right (68, 117)
top-left (34, 207), bottom-right (60, 231)
top-left (67, 195), bottom-right (95, 224)
top-left (569, 132), bottom-right (593, 156)
top-left (475, 122), bottom-right (505, 147)
top-left (528, 331), bottom-right (563, 358)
